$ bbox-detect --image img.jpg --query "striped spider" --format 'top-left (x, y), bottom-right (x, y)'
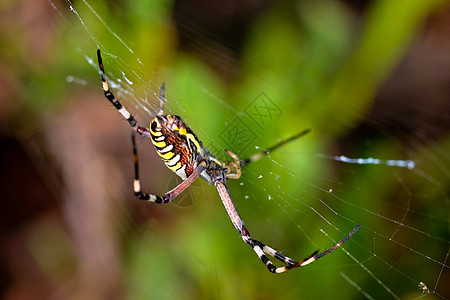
top-left (97, 49), bottom-right (359, 273)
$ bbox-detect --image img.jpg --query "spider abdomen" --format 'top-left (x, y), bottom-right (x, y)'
top-left (150, 115), bottom-right (204, 180)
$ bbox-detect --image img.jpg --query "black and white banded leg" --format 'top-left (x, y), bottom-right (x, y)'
top-left (98, 49), bottom-right (204, 204)
top-left (224, 129), bottom-right (311, 180)
top-left (215, 181), bottom-right (359, 273)
top-left (241, 128), bottom-right (312, 167)
top-left (97, 49), bottom-right (156, 139)
top-left (132, 132), bottom-right (207, 203)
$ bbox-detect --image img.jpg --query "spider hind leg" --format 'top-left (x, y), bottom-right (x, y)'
top-left (131, 132), bottom-right (206, 203)
top-left (215, 180), bottom-right (359, 273)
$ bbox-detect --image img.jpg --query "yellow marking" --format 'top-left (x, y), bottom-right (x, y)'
top-left (167, 161), bottom-right (181, 171)
top-left (152, 140), bottom-right (166, 148)
top-left (187, 133), bottom-right (202, 155)
top-left (172, 124), bottom-right (187, 136)
top-left (158, 150), bottom-right (174, 160)
top-left (210, 157), bottom-right (222, 165)
top-left (149, 120), bottom-right (162, 136)
top-left (178, 127), bottom-right (187, 136)
top-left (102, 81), bottom-right (109, 91)
top-left (150, 130), bottom-right (162, 137)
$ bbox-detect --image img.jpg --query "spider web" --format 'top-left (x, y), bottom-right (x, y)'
top-left (30, 0), bottom-right (450, 299)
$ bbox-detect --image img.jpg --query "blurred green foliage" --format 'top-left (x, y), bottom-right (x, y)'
top-left (2, 0), bottom-right (449, 299)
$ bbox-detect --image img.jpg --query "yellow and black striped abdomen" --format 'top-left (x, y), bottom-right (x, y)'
top-left (150, 115), bottom-right (204, 180)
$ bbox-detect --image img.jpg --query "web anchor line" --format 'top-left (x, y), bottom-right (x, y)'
top-left (317, 154), bottom-right (415, 170)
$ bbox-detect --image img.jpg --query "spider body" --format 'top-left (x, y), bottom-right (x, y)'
top-left (97, 49), bottom-right (359, 273)
top-left (149, 114), bottom-right (230, 185)
top-left (150, 114), bottom-right (202, 180)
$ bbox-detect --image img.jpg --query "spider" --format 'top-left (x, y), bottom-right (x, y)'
top-left (96, 49), bottom-right (360, 273)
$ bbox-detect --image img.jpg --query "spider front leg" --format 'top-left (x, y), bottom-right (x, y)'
top-left (132, 132), bottom-right (206, 203)
top-left (224, 149), bottom-right (241, 179)
top-left (97, 49), bottom-right (159, 139)
top-left (241, 128), bottom-right (311, 167)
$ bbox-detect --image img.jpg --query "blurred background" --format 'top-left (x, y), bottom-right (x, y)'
top-left (1, 0), bottom-right (449, 299)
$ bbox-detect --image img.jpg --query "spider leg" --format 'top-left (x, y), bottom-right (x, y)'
top-left (224, 149), bottom-right (241, 179)
top-left (97, 49), bottom-right (152, 139)
top-left (132, 132), bottom-right (206, 203)
top-left (261, 224), bottom-right (360, 272)
top-left (215, 181), bottom-right (359, 273)
top-left (158, 83), bottom-right (165, 116)
top-left (241, 128), bottom-right (311, 167)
